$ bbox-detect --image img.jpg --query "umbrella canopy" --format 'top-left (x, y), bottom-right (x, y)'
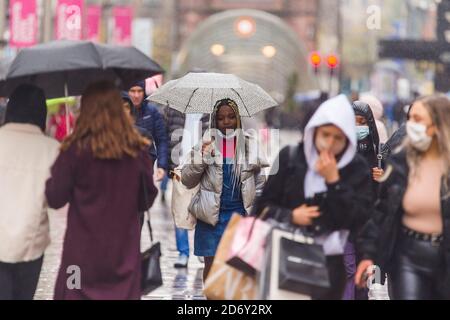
top-left (147, 72), bottom-right (278, 117)
top-left (0, 40), bottom-right (164, 98)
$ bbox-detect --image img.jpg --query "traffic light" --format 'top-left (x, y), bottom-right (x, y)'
top-left (309, 52), bottom-right (321, 74)
top-left (326, 54), bottom-right (339, 69)
top-left (309, 52), bottom-right (321, 67)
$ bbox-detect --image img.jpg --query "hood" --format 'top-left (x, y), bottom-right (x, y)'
top-left (359, 94), bottom-right (383, 120)
top-left (353, 100), bottom-right (380, 155)
top-left (303, 94), bottom-right (356, 170)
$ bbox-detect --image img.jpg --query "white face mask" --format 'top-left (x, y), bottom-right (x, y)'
top-left (217, 128), bottom-right (237, 139)
top-left (406, 121), bottom-right (432, 152)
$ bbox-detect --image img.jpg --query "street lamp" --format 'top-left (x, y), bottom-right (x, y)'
top-left (262, 45), bottom-right (276, 58)
top-left (210, 44), bottom-right (225, 56)
top-left (234, 17), bottom-right (256, 38)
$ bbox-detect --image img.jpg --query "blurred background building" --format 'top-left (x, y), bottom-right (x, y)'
top-left (0, 0), bottom-right (446, 129)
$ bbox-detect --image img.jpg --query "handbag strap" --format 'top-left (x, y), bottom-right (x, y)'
top-left (141, 172), bottom-right (154, 244)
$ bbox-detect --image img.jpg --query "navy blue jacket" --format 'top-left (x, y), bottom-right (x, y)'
top-left (132, 100), bottom-right (169, 170)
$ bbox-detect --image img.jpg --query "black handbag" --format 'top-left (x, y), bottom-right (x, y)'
top-left (140, 173), bottom-right (163, 295)
top-left (278, 235), bottom-right (331, 297)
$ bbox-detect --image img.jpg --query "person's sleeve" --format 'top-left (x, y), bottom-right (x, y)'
top-left (152, 109), bottom-right (169, 170)
top-left (181, 145), bottom-right (208, 189)
top-left (319, 158), bottom-right (373, 232)
top-left (251, 146), bottom-right (293, 224)
top-left (357, 165), bottom-right (394, 261)
top-left (45, 149), bottom-right (75, 209)
top-left (142, 152), bottom-right (158, 208)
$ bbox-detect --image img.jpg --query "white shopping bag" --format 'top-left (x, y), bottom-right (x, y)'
top-left (171, 167), bottom-right (198, 230)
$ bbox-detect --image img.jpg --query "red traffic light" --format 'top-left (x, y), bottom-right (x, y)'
top-left (327, 54), bottom-right (339, 69)
top-left (309, 52), bottom-right (322, 67)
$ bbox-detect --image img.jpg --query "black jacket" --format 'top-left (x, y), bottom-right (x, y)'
top-left (252, 143), bottom-right (373, 240)
top-left (357, 150), bottom-right (450, 292)
top-left (353, 101), bottom-right (380, 169)
top-left (380, 123), bottom-right (406, 161)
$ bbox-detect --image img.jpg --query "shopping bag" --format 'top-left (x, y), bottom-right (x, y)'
top-left (260, 225), bottom-right (349, 300)
top-left (171, 167), bottom-right (197, 230)
top-left (203, 214), bottom-right (258, 300)
top-left (226, 215), bottom-right (272, 276)
top-left (278, 236), bottom-right (330, 297)
top-left (259, 227), bottom-right (312, 300)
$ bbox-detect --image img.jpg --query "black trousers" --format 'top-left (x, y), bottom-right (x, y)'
top-left (0, 255), bottom-right (44, 300)
top-left (390, 231), bottom-right (448, 300)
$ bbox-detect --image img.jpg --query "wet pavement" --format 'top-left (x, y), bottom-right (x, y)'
top-left (34, 129), bottom-right (301, 300)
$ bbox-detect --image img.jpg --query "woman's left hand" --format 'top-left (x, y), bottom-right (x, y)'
top-left (315, 150), bottom-right (340, 184)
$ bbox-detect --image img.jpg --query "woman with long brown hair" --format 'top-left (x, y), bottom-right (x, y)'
top-left (356, 94), bottom-right (450, 299)
top-left (45, 81), bottom-right (158, 300)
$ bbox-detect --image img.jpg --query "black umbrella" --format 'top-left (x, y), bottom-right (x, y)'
top-left (0, 40), bottom-right (164, 98)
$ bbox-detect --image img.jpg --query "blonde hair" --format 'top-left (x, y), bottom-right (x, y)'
top-left (406, 94), bottom-right (450, 191)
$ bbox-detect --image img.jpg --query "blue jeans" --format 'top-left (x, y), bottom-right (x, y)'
top-left (175, 227), bottom-right (189, 257)
top-left (160, 174), bottom-right (169, 192)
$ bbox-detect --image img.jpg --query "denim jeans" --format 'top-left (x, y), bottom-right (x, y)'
top-left (175, 227), bottom-right (189, 257)
top-left (160, 174), bottom-right (169, 192)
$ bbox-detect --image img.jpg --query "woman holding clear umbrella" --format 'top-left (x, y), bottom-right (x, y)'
top-left (181, 98), bottom-right (268, 282)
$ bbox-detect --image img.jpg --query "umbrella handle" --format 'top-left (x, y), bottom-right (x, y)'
top-left (64, 83), bottom-right (71, 136)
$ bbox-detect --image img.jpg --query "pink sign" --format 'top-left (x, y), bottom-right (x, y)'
top-left (145, 74), bottom-right (164, 96)
top-left (86, 5), bottom-right (101, 42)
top-left (55, 0), bottom-right (84, 40)
top-left (9, 0), bottom-right (38, 48)
top-left (112, 6), bottom-right (133, 46)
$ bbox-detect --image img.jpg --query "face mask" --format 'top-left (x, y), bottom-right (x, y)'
top-left (356, 126), bottom-right (370, 141)
top-left (217, 128), bottom-right (237, 139)
top-left (315, 136), bottom-right (346, 156)
top-left (406, 121), bottom-right (432, 152)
